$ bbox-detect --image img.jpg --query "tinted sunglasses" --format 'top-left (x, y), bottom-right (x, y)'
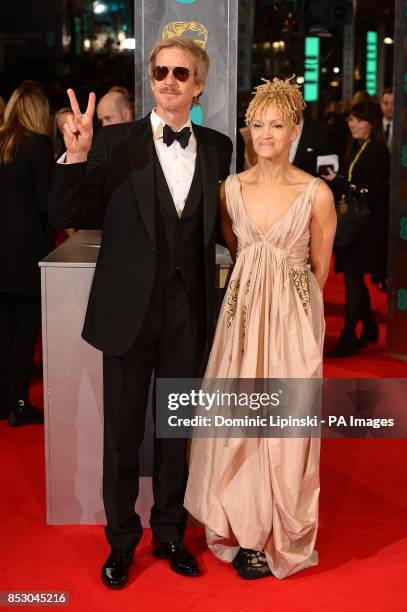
top-left (152, 65), bottom-right (191, 82)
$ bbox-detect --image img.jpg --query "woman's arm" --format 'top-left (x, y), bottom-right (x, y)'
top-left (309, 180), bottom-right (337, 290)
top-left (219, 180), bottom-right (237, 262)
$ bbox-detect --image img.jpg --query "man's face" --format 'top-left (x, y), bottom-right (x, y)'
top-left (97, 94), bottom-right (131, 127)
top-left (381, 93), bottom-right (394, 121)
top-left (150, 46), bottom-right (203, 117)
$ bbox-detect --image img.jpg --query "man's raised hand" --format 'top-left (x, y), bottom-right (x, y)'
top-left (64, 89), bottom-right (96, 163)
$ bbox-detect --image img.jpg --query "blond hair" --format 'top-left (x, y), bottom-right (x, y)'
top-left (0, 81), bottom-right (50, 165)
top-left (149, 37), bottom-right (209, 85)
top-left (245, 76), bottom-right (306, 127)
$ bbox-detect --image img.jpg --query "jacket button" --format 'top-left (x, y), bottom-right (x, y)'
top-left (175, 265), bottom-right (180, 271)
top-left (151, 247), bottom-right (156, 253)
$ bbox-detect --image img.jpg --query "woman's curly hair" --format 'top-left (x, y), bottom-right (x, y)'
top-left (245, 76), bottom-right (306, 127)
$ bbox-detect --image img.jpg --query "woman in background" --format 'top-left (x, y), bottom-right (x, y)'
top-left (322, 101), bottom-right (390, 357)
top-left (0, 81), bottom-right (54, 426)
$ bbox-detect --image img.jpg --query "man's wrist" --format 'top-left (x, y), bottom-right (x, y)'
top-left (66, 152), bottom-right (88, 164)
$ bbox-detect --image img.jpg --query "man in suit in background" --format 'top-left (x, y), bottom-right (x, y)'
top-left (381, 88), bottom-right (393, 152)
top-left (290, 115), bottom-right (331, 175)
top-left (49, 37), bottom-right (232, 588)
top-left (96, 90), bottom-right (134, 127)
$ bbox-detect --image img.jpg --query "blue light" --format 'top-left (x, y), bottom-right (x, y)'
top-left (190, 106), bottom-right (203, 125)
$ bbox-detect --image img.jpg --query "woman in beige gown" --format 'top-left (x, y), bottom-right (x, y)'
top-left (184, 78), bottom-right (336, 580)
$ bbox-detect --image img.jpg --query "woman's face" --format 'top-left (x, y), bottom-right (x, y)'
top-left (249, 102), bottom-right (300, 161)
top-left (347, 114), bottom-right (372, 140)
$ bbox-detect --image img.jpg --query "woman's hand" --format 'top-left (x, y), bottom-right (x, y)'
top-left (320, 167), bottom-right (337, 182)
top-left (64, 89), bottom-right (96, 164)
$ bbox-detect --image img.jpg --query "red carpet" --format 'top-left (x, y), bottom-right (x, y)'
top-left (323, 264), bottom-right (407, 378)
top-left (0, 264), bottom-right (406, 611)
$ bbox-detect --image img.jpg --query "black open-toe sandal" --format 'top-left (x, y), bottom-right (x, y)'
top-left (232, 548), bottom-right (254, 569)
top-left (236, 550), bottom-right (273, 580)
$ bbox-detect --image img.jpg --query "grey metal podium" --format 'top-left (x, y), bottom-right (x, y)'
top-left (40, 230), bottom-right (232, 525)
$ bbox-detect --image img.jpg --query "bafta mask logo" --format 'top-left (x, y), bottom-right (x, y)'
top-left (162, 21), bottom-right (208, 48)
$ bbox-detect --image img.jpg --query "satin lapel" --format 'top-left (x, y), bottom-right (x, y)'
top-left (196, 128), bottom-right (218, 246)
top-left (128, 115), bottom-right (156, 245)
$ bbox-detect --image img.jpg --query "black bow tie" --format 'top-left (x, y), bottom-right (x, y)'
top-left (162, 124), bottom-right (191, 149)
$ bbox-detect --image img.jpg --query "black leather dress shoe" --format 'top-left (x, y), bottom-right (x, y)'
top-left (327, 329), bottom-right (358, 358)
top-left (8, 397), bottom-right (44, 427)
top-left (357, 320), bottom-right (379, 348)
top-left (101, 548), bottom-right (134, 589)
top-left (152, 539), bottom-right (200, 577)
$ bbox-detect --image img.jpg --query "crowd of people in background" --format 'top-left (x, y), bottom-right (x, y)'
top-left (0, 77), bottom-right (394, 425)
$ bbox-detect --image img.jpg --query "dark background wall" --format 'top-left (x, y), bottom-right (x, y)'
top-left (0, 0), bottom-right (395, 114)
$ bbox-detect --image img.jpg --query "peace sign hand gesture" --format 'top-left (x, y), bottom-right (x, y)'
top-left (63, 89), bottom-right (96, 163)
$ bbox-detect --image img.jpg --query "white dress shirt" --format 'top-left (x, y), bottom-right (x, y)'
top-left (150, 108), bottom-right (197, 217)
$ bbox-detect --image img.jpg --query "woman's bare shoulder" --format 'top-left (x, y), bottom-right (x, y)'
top-left (290, 166), bottom-right (316, 186)
top-left (312, 178), bottom-right (336, 212)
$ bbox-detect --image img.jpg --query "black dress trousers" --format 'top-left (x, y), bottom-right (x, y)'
top-left (102, 271), bottom-right (205, 550)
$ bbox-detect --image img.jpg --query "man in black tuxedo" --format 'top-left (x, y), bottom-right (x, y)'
top-left (49, 37), bottom-right (232, 588)
top-left (291, 116), bottom-right (331, 175)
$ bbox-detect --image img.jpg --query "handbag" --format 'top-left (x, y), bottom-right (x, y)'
top-left (334, 138), bottom-right (371, 250)
top-left (334, 185), bottom-right (370, 250)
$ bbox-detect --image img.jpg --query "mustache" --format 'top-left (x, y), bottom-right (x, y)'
top-left (159, 86), bottom-right (181, 95)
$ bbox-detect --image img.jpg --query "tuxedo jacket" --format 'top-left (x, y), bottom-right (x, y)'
top-left (293, 118), bottom-right (331, 176)
top-left (48, 115), bottom-right (232, 356)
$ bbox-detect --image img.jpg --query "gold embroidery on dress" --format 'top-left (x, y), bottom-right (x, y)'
top-left (241, 278), bottom-right (252, 355)
top-left (289, 268), bottom-right (310, 315)
top-left (245, 278), bottom-right (251, 295)
top-left (226, 280), bottom-right (240, 327)
top-left (242, 305), bottom-right (248, 338)
top-left (241, 304), bottom-right (248, 355)
top-left (242, 278), bottom-right (251, 335)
